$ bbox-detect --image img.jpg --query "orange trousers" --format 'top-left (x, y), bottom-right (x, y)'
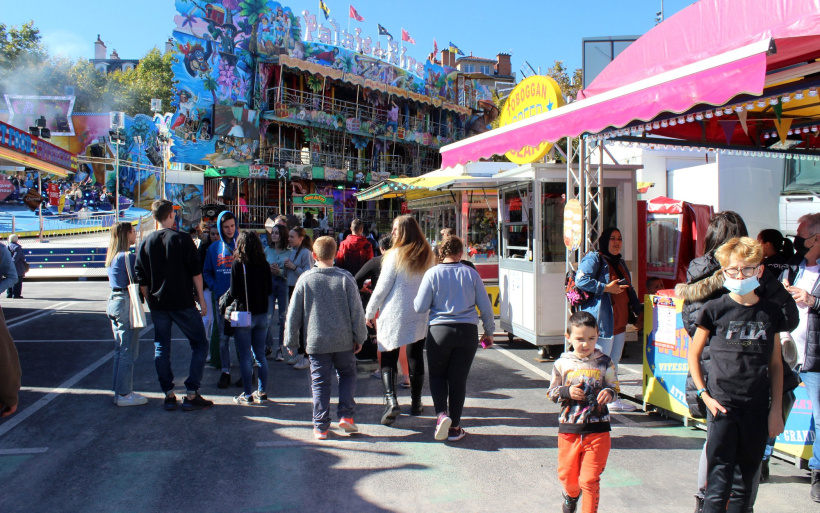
top-left (557, 432), bottom-right (611, 513)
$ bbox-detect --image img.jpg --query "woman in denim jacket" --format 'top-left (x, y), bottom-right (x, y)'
top-left (575, 227), bottom-right (640, 411)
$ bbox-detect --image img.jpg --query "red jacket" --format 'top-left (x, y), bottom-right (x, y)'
top-left (336, 234), bottom-right (374, 276)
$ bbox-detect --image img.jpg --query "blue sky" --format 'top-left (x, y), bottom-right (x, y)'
top-left (6, 0), bottom-right (695, 78)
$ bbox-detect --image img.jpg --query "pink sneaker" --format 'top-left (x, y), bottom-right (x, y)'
top-left (434, 411), bottom-right (452, 441)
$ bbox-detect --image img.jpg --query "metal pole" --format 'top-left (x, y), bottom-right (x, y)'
top-left (136, 141), bottom-right (142, 208)
top-left (38, 172), bottom-right (43, 241)
top-left (115, 138), bottom-right (120, 217)
top-left (161, 139), bottom-right (166, 200)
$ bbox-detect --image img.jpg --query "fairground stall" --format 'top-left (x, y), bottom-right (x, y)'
top-left (429, 162), bottom-right (638, 347)
top-left (437, 0), bottom-right (820, 466)
top-left (0, 119), bottom-right (78, 238)
top-left (356, 163), bottom-right (515, 316)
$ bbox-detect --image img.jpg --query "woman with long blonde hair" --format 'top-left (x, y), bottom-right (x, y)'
top-left (105, 222), bottom-right (147, 407)
top-left (365, 215), bottom-right (435, 425)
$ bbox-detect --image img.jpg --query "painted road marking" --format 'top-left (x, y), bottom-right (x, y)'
top-left (0, 323), bottom-right (153, 439)
top-left (14, 338), bottom-right (189, 343)
top-left (492, 346), bottom-right (551, 380)
top-left (5, 301), bottom-right (74, 328)
top-left (0, 448), bottom-right (48, 455)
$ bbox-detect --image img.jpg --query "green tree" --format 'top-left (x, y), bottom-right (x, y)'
top-left (0, 21), bottom-right (46, 71)
top-left (545, 60), bottom-right (583, 103)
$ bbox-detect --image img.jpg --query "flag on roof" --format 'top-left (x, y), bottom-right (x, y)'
top-left (349, 5), bottom-right (364, 22)
top-left (427, 39), bottom-right (438, 62)
top-left (448, 41), bottom-right (465, 56)
top-left (319, 1), bottom-right (330, 20)
top-left (401, 29), bottom-right (415, 44)
top-left (378, 24), bottom-right (392, 39)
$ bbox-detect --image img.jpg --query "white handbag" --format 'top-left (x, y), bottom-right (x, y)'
top-left (124, 252), bottom-right (146, 329)
top-left (230, 264), bottom-right (252, 328)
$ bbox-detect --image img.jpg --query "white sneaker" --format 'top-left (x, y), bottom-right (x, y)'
top-left (608, 398), bottom-right (637, 412)
top-left (286, 355), bottom-right (300, 365)
top-left (293, 356), bottom-right (310, 370)
top-left (117, 392), bottom-right (148, 407)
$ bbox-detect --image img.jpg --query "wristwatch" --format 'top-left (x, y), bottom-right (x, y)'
top-left (696, 388), bottom-right (707, 398)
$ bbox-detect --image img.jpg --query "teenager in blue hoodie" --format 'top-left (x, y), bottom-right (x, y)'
top-left (203, 210), bottom-right (238, 388)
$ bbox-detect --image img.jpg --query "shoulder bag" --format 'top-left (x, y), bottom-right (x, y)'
top-left (229, 264), bottom-right (252, 327)
top-left (124, 252), bottom-right (146, 329)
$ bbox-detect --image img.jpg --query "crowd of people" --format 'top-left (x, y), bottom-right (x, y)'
top-left (0, 198), bottom-right (813, 512)
top-left (101, 200), bottom-right (495, 442)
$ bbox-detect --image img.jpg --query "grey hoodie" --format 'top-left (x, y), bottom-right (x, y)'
top-left (547, 349), bottom-right (618, 434)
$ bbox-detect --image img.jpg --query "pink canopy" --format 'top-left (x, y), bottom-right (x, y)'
top-left (440, 0), bottom-right (820, 168)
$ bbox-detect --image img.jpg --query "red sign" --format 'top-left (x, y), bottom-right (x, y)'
top-left (0, 177), bottom-right (13, 201)
top-left (47, 182), bottom-right (60, 206)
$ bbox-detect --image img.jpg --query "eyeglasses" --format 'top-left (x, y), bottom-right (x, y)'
top-left (722, 266), bottom-right (759, 278)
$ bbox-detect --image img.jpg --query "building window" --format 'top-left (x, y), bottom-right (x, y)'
top-left (463, 64), bottom-right (474, 73)
top-left (480, 65), bottom-right (491, 75)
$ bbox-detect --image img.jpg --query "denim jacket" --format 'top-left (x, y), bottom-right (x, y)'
top-left (575, 251), bottom-right (640, 338)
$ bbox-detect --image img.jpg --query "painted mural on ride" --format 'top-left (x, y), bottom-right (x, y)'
top-left (169, 0), bottom-right (474, 166)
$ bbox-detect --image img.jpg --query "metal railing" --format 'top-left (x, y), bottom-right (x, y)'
top-left (259, 147), bottom-right (436, 177)
top-left (266, 86), bottom-right (464, 139)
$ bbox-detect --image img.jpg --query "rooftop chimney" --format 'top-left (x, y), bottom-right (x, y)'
top-left (94, 35), bottom-right (107, 60)
top-left (441, 49), bottom-right (455, 68)
top-left (110, 49), bottom-right (120, 60)
top-left (496, 53), bottom-right (512, 77)
top-left (165, 37), bottom-right (175, 55)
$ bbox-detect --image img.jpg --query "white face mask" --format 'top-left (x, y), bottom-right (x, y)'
top-left (723, 275), bottom-right (759, 295)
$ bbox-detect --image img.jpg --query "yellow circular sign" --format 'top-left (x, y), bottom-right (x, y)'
top-left (499, 76), bottom-right (565, 164)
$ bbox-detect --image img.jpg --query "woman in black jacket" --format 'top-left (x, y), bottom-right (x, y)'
top-left (230, 230), bottom-right (272, 405)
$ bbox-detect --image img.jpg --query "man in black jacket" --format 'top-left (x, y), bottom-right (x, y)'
top-left (135, 200), bottom-right (214, 412)
top-left (783, 213), bottom-right (820, 502)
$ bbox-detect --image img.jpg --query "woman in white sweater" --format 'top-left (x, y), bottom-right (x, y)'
top-left (366, 215), bottom-right (435, 425)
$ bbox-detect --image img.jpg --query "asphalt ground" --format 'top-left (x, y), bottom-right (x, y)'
top-left (0, 281), bottom-right (812, 513)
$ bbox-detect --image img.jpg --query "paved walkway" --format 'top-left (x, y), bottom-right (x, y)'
top-left (0, 282), bottom-right (813, 512)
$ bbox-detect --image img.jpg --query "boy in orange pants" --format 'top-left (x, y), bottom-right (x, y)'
top-left (548, 311), bottom-right (618, 513)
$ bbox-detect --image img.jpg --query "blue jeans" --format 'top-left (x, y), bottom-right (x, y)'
top-left (209, 292), bottom-right (233, 372)
top-left (801, 370), bottom-right (820, 470)
top-left (151, 307), bottom-right (208, 393)
top-left (234, 314), bottom-right (269, 397)
top-left (309, 350), bottom-right (357, 431)
top-left (597, 331), bottom-right (626, 376)
top-left (266, 277), bottom-right (289, 351)
top-left (107, 291), bottom-right (140, 396)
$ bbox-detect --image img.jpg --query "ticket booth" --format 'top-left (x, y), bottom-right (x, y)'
top-left (487, 163), bottom-right (638, 347)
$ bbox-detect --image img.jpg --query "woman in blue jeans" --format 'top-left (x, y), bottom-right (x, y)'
top-left (105, 222), bottom-right (147, 407)
top-left (264, 224), bottom-right (292, 361)
top-left (230, 230), bottom-right (272, 404)
top-left (576, 227), bottom-right (641, 411)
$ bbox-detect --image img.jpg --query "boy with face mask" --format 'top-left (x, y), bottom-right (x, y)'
top-left (689, 237), bottom-right (785, 513)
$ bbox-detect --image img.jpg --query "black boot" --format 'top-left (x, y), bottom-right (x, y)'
top-left (380, 368), bottom-right (401, 426)
top-left (409, 374), bottom-right (424, 415)
top-left (562, 491), bottom-right (580, 513)
top-left (812, 469), bottom-right (820, 502)
top-left (760, 459), bottom-right (769, 483)
top-left (694, 494), bottom-right (704, 513)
